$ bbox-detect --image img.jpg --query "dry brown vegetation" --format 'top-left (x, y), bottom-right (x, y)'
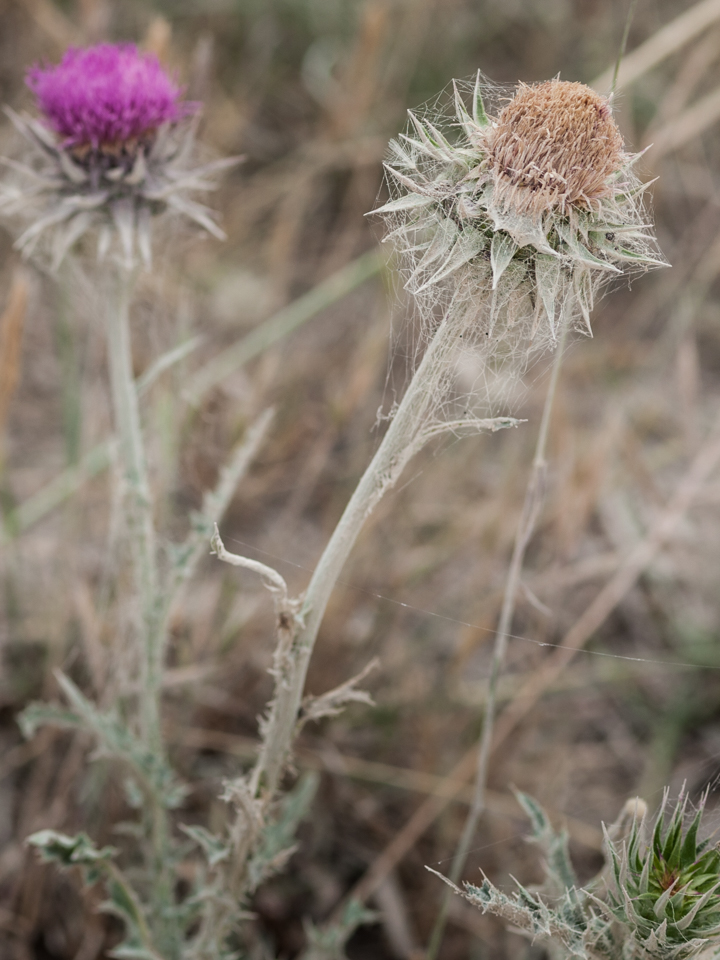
top-left (2, 0), bottom-right (720, 957)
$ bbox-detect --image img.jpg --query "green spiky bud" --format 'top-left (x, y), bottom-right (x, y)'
top-left (605, 789), bottom-right (720, 958)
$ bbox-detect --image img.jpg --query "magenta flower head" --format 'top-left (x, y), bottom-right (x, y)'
top-left (26, 44), bottom-right (191, 152)
top-left (0, 43), bottom-right (239, 269)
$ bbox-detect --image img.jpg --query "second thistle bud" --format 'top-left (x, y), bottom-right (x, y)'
top-left (604, 789), bottom-right (720, 958)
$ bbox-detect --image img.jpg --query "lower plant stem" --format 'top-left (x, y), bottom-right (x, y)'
top-left (426, 311), bottom-right (569, 960)
top-left (105, 266), bottom-right (161, 751)
top-left (250, 310), bottom-right (512, 802)
top-left (104, 266), bottom-right (173, 952)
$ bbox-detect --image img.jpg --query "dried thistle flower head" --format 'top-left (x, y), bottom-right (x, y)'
top-left (0, 43), bottom-right (239, 270)
top-left (488, 80), bottom-right (624, 216)
top-left (374, 72), bottom-right (666, 356)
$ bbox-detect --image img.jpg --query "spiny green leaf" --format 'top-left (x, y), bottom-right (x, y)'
top-left (490, 231), bottom-right (517, 289)
top-left (416, 227), bottom-right (486, 291)
top-left (680, 808), bottom-right (703, 865)
top-left (180, 824), bottom-right (230, 867)
top-left (514, 790), bottom-right (550, 839)
top-left (453, 80), bottom-right (475, 137)
top-left (535, 254), bottom-right (561, 336)
top-left (372, 193), bottom-right (435, 216)
top-left (18, 702), bottom-right (82, 739)
top-left (472, 71), bottom-right (489, 127)
top-left (27, 830), bottom-right (116, 867)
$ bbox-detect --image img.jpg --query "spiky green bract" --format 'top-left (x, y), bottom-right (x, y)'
top-left (374, 73), bottom-right (665, 351)
top-left (604, 789), bottom-right (720, 959)
top-left (0, 108), bottom-right (239, 270)
top-left (428, 792), bottom-right (616, 959)
top-left (430, 791), bottom-right (720, 960)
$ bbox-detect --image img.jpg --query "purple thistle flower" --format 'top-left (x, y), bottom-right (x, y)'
top-left (26, 44), bottom-right (194, 149)
top-left (1, 43), bottom-right (239, 269)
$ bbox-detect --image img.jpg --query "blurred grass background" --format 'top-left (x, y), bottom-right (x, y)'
top-left (2, 0), bottom-right (720, 957)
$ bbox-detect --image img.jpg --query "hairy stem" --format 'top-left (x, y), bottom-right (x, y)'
top-left (426, 310), bottom-right (569, 960)
top-left (105, 265), bottom-right (161, 747)
top-left (249, 309), bottom-right (515, 802)
top-left (104, 266), bottom-right (175, 955)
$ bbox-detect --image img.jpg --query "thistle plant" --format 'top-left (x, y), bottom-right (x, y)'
top-left (4, 56), bottom-right (669, 960)
top-left (433, 790), bottom-right (720, 960)
top-left (389, 74), bottom-right (665, 958)
top-left (1, 43), bottom-right (261, 960)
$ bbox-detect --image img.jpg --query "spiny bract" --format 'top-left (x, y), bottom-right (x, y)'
top-left (605, 788), bottom-right (720, 958)
top-left (375, 73), bottom-right (666, 345)
top-left (0, 44), bottom-right (239, 270)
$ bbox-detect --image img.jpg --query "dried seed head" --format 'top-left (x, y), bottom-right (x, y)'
top-left (374, 71), bottom-right (665, 358)
top-left (488, 80), bottom-right (624, 216)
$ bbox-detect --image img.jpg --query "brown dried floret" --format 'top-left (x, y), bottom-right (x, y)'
top-left (487, 79), bottom-right (624, 216)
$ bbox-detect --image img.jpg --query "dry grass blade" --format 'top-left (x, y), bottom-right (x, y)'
top-left (490, 404), bottom-right (720, 749)
top-left (650, 85), bottom-right (720, 159)
top-left (174, 727), bottom-right (603, 849)
top-left (334, 404), bottom-right (720, 916)
top-left (185, 248), bottom-right (383, 404)
top-left (0, 268), bottom-right (29, 450)
top-left (592, 0), bottom-right (720, 92)
top-left (18, 0), bottom-right (79, 48)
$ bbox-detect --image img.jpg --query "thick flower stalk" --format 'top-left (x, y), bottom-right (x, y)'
top-left (208, 75), bottom-right (666, 945)
top-left (1, 43), bottom-right (237, 269)
top-left (4, 44), bottom-right (242, 958)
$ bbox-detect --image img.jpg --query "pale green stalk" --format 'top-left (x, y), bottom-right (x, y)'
top-left (248, 308), bottom-right (515, 802)
top-left (104, 265), bottom-right (162, 749)
top-left (104, 265), bottom-right (177, 955)
top-left (426, 310), bottom-right (569, 960)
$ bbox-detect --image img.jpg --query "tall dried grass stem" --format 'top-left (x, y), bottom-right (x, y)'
top-left (0, 269), bottom-right (29, 467)
top-left (3, 254), bottom-right (379, 542)
top-left (491, 401), bottom-right (720, 746)
top-left (426, 309), bottom-right (569, 960)
top-left (592, 0), bottom-right (720, 92)
top-left (163, 407), bottom-right (275, 623)
top-left (335, 401), bottom-right (720, 923)
top-left (651, 84), bottom-right (720, 159)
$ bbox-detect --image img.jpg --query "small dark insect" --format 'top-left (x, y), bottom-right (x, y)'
top-left (278, 611), bottom-right (292, 631)
top-left (605, 232), bottom-right (615, 241)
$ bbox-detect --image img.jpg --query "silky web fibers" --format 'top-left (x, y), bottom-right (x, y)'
top-left (375, 73), bottom-right (663, 435)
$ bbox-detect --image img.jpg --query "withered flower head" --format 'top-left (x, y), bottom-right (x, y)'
top-left (0, 43), bottom-right (239, 270)
top-left (373, 72), bottom-right (666, 348)
top-left (488, 80), bottom-right (624, 216)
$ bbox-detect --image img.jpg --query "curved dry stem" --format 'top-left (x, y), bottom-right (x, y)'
top-left (247, 308), bottom-right (520, 804)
